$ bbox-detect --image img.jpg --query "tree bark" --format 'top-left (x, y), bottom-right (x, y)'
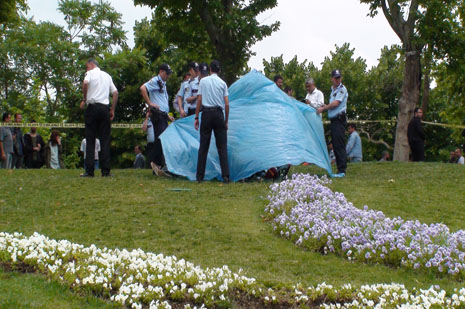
top-left (393, 49), bottom-right (422, 161)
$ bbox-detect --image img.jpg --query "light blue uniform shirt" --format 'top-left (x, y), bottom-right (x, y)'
top-left (144, 75), bottom-right (169, 113)
top-left (176, 80), bottom-right (190, 111)
top-left (186, 77), bottom-right (200, 109)
top-left (328, 83), bottom-right (348, 119)
top-left (198, 74), bottom-right (228, 108)
top-left (346, 131), bottom-right (362, 160)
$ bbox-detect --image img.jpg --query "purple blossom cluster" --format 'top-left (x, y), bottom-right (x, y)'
top-left (265, 173), bottom-right (465, 279)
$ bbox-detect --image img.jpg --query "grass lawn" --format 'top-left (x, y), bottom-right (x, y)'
top-left (0, 162), bottom-right (464, 307)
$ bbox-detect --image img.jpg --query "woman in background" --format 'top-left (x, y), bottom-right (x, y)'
top-left (45, 130), bottom-right (64, 169)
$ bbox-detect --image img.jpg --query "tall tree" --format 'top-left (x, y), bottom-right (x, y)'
top-left (134, 0), bottom-right (280, 84)
top-left (360, 0), bottom-right (462, 161)
top-left (0, 0), bottom-right (27, 25)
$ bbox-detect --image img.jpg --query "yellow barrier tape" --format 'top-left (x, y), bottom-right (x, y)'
top-left (0, 120), bottom-right (464, 129)
top-left (0, 122), bottom-right (142, 129)
top-left (421, 121), bottom-right (465, 130)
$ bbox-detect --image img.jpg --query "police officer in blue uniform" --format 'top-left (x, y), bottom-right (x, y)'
top-left (317, 69), bottom-right (348, 177)
top-left (194, 61), bottom-right (230, 183)
top-left (140, 63), bottom-right (174, 176)
top-left (186, 62), bottom-right (200, 116)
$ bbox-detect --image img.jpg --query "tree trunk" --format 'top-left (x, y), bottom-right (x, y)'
top-left (393, 49), bottom-right (422, 161)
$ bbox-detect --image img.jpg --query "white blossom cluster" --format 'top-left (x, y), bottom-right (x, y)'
top-left (2, 231), bottom-right (465, 308)
top-left (0, 232), bottom-right (256, 308)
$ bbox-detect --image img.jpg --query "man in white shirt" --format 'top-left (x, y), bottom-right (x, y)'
top-left (80, 59), bottom-right (118, 177)
top-left (305, 78), bottom-right (324, 117)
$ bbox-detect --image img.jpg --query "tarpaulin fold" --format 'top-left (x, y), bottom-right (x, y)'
top-left (160, 70), bottom-right (333, 182)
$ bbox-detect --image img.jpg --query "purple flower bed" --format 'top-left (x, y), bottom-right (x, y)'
top-left (265, 173), bottom-right (465, 279)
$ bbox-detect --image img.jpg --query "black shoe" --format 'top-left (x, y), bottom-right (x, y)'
top-left (101, 173), bottom-right (113, 177)
top-left (196, 177), bottom-right (203, 183)
top-left (80, 172), bottom-right (94, 178)
top-left (223, 176), bottom-right (230, 184)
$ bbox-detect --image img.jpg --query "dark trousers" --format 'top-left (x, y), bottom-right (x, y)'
top-left (85, 103), bottom-right (111, 176)
top-left (150, 110), bottom-right (168, 167)
top-left (196, 108), bottom-right (229, 181)
top-left (12, 154), bottom-right (23, 169)
top-left (330, 115), bottom-right (347, 174)
top-left (410, 142), bottom-right (425, 162)
top-left (146, 142), bottom-right (155, 167)
top-left (187, 107), bottom-right (196, 116)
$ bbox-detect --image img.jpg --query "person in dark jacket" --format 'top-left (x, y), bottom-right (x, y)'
top-left (407, 107), bottom-right (425, 162)
top-left (133, 145), bottom-right (146, 169)
top-left (23, 121), bottom-right (45, 168)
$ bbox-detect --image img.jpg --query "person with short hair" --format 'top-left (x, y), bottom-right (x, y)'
top-left (273, 74), bottom-right (283, 90)
top-left (194, 60), bottom-right (230, 183)
top-left (456, 148), bottom-right (464, 165)
top-left (185, 62), bottom-right (201, 116)
top-left (80, 58), bottom-right (118, 177)
top-left (0, 112), bottom-right (14, 169)
top-left (23, 121), bottom-right (45, 169)
top-left (346, 123), bottom-right (362, 163)
top-left (45, 130), bottom-right (64, 169)
top-left (305, 78), bottom-right (325, 118)
top-left (317, 69), bottom-right (348, 177)
top-left (175, 72), bottom-right (191, 118)
top-left (133, 145), bottom-right (146, 169)
top-left (140, 63), bottom-right (174, 176)
top-left (407, 107), bottom-right (425, 162)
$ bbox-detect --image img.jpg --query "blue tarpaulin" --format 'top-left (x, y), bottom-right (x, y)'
top-left (160, 70), bottom-right (333, 182)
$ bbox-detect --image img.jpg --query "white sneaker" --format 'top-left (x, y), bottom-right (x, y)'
top-left (332, 172), bottom-right (346, 178)
top-left (151, 162), bottom-right (160, 176)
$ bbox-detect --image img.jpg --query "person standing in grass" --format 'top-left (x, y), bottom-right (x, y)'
top-left (194, 61), bottom-right (230, 183)
top-left (45, 130), bottom-right (64, 169)
top-left (455, 148), bottom-right (464, 165)
top-left (140, 64), bottom-right (173, 177)
top-left (0, 112), bottom-right (13, 169)
top-left (133, 145), bottom-right (146, 169)
top-left (11, 113), bottom-right (24, 169)
top-left (80, 59), bottom-right (118, 177)
top-left (346, 123), bottom-right (362, 163)
top-left (317, 69), bottom-right (348, 178)
top-left (407, 107), bottom-right (425, 162)
top-left (23, 121), bottom-right (45, 169)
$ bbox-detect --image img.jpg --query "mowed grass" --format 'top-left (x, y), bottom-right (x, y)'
top-left (0, 162), bottom-right (464, 307)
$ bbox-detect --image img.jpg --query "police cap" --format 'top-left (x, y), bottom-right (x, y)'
top-left (199, 63), bottom-right (209, 75)
top-left (159, 63), bottom-right (172, 74)
top-left (331, 69), bottom-right (341, 78)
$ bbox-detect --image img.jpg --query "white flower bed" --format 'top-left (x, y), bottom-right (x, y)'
top-left (2, 232), bottom-right (465, 308)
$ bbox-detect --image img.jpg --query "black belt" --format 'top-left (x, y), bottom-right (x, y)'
top-left (202, 106), bottom-right (222, 112)
top-left (329, 112), bottom-right (346, 121)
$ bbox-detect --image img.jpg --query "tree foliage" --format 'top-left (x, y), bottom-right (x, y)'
top-left (133, 0), bottom-right (280, 84)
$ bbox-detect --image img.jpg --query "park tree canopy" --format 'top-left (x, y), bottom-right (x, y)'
top-left (133, 0), bottom-right (280, 84)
